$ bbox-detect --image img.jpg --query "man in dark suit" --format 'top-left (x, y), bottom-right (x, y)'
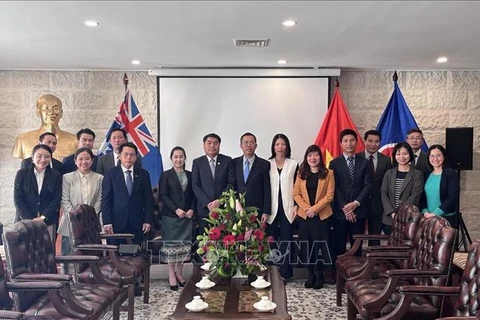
top-left (233, 132), bottom-right (271, 223)
top-left (192, 133), bottom-right (235, 242)
top-left (97, 128), bottom-right (142, 176)
top-left (357, 130), bottom-right (391, 245)
top-left (102, 142), bottom-right (154, 245)
top-left (20, 132), bottom-right (63, 172)
top-left (329, 129), bottom-right (372, 261)
top-left (407, 128), bottom-right (429, 173)
top-left (62, 128), bottom-right (98, 174)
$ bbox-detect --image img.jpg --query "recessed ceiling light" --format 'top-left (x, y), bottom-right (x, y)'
top-left (84, 20), bottom-right (99, 27)
top-left (282, 20), bottom-right (297, 27)
top-left (131, 60), bottom-right (141, 65)
top-left (278, 60), bottom-right (287, 65)
top-left (437, 56), bottom-right (448, 63)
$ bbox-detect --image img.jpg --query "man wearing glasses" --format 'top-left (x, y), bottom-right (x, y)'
top-left (102, 142), bottom-right (154, 245)
top-left (406, 128), bottom-right (429, 173)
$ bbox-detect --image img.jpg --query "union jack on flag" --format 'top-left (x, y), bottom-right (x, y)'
top-left (98, 90), bottom-right (163, 187)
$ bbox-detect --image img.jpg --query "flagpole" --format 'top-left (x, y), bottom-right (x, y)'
top-left (392, 70), bottom-right (398, 82)
top-left (123, 73), bottom-right (129, 93)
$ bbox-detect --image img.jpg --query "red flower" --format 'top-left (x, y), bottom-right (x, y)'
top-left (258, 245), bottom-right (264, 252)
top-left (261, 222), bottom-right (267, 229)
top-left (267, 236), bottom-right (275, 243)
top-left (219, 224), bottom-right (226, 231)
top-left (237, 233), bottom-right (244, 241)
top-left (209, 227), bottom-right (221, 240)
top-left (223, 235), bottom-right (236, 247)
top-left (253, 229), bottom-right (265, 241)
top-left (225, 213), bottom-right (231, 220)
top-left (210, 211), bottom-right (219, 220)
top-left (203, 245), bottom-right (208, 252)
top-left (249, 215), bottom-right (257, 223)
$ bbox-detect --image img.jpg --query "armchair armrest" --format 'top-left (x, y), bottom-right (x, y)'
top-left (101, 233), bottom-right (135, 240)
top-left (435, 317), bottom-right (476, 320)
top-left (368, 244), bottom-right (412, 251)
top-left (398, 285), bottom-right (461, 296)
top-left (56, 255), bottom-right (101, 263)
top-left (15, 273), bottom-right (72, 282)
top-left (7, 281), bottom-right (63, 291)
top-left (352, 234), bottom-right (389, 241)
top-left (366, 251), bottom-right (411, 259)
top-left (75, 244), bottom-right (119, 251)
top-left (386, 269), bottom-right (445, 278)
top-left (348, 251), bottom-right (411, 281)
top-left (0, 311), bottom-right (22, 319)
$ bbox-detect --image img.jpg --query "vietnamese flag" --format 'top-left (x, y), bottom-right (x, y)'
top-left (314, 80), bottom-right (365, 166)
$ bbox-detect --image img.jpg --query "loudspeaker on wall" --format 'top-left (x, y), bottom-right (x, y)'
top-left (445, 127), bottom-right (473, 170)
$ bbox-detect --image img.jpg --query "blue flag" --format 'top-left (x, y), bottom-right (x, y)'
top-left (376, 82), bottom-right (428, 156)
top-left (98, 91), bottom-right (163, 187)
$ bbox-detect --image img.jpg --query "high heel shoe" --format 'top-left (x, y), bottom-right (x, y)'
top-left (170, 284), bottom-right (178, 291)
top-left (175, 273), bottom-right (186, 287)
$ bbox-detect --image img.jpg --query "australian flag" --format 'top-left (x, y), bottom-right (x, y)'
top-left (98, 90), bottom-right (163, 187)
top-left (376, 81), bottom-right (428, 156)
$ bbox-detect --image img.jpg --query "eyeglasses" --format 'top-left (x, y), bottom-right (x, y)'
top-left (120, 152), bottom-right (137, 158)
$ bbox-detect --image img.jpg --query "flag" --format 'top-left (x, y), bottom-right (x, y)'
top-left (98, 90), bottom-right (163, 187)
top-left (376, 81), bottom-right (428, 156)
top-left (314, 84), bottom-right (365, 166)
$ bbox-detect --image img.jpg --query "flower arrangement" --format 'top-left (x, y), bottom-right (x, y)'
top-left (196, 188), bottom-right (273, 278)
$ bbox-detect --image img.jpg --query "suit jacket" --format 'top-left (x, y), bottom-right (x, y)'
top-left (293, 170), bottom-right (335, 221)
top-left (21, 157), bottom-right (63, 173)
top-left (58, 170), bottom-right (103, 236)
top-left (159, 168), bottom-right (195, 218)
top-left (356, 151), bottom-right (392, 217)
top-left (268, 158), bottom-right (298, 224)
top-left (329, 154), bottom-right (372, 220)
top-left (192, 153), bottom-right (235, 217)
top-left (381, 166), bottom-right (424, 225)
top-left (102, 166), bottom-right (154, 233)
top-left (233, 155), bottom-right (271, 215)
top-left (62, 153), bottom-right (98, 175)
top-left (14, 166), bottom-right (62, 226)
top-left (97, 152), bottom-right (142, 176)
top-left (421, 167), bottom-right (459, 214)
top-left (414, 151), bottom-right (430, 173)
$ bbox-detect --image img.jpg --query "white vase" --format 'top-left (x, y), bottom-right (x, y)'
top-left (232, 267), bottom-right (248, 279)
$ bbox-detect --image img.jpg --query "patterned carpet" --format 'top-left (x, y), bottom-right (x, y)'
top-left (117, 279), bottom-right (348, 320)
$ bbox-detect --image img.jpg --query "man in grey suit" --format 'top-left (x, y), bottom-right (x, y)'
top-left (407, 128), bottom-right (429, 173)
top-left (192, 133), bottom-right (235, 262)
top-left (97, 128), bottom-right (142, 175)
top-left (357, 130), bottom-right (391, 245)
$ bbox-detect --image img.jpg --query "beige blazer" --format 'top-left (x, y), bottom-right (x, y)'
top-left (293, 170), bottom-right (335, 221)
top-left (58, 170), bottom-right (103, 236)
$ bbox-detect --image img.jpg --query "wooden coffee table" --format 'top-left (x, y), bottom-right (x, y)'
top-left (170, 265), bottom-right (291, 319)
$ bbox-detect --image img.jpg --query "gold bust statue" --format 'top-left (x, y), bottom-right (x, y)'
top-left (12, 94), bottom-right (77, 161)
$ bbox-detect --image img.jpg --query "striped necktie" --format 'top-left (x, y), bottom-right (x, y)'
top-left (347, 156), bottom-right (355, 180)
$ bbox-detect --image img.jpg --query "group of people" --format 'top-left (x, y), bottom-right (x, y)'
top-left (13, 125), bottom-right (459, 293)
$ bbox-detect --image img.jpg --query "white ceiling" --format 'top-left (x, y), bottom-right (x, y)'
top-left (1, 1), bottom-right (480, 71)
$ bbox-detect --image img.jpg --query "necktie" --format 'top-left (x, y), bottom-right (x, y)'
top-left (347, 156), bottom-right (355, 180)
top-left (414, 154), bottom-right (418, 165)
top-left (126, 170), bottom-right (133, 196)
top-left (368, 154), bottom-right (375, 174)
top-left (209, 158), bottom-right (216, 178)
top-left (244, 159), bottom-right (250, 183)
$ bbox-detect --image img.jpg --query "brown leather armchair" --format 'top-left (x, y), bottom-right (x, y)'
top-left (2, 220), bottom-right (126, 319)
top-left (385, 239), bottom-right (480, 320)
top-left (336, 204), bottom-right (423, 306)
top-left (67, 204), bottom-right (151, 320)
top-left (345, 215), bottom-right (457, 320)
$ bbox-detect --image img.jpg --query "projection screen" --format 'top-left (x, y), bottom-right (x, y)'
top-left (158, 77), bottom-right (330, 169)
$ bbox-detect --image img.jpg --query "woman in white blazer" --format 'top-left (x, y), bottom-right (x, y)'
top-left (266, 134), bottom-right (298, 280)
top-left (58, 147), bottom-right (103, 255)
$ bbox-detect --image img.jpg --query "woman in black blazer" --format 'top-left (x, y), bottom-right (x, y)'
top-left (159, 146), bottom-right (195, 290)
top-left (14, 144), bottom-right (62, 239)
top-left (421, 145), bottom-right (459, 228)
top-left (380, 142), bottom-right (423, 235)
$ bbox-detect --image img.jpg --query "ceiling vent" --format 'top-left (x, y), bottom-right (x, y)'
top-left (234, 39), bottom-right (270, 48)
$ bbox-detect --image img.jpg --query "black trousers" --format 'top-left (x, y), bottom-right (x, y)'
top-left (266, 211), bottom-right (294, 279)
top-left (332, 218), bottom-right (366, 263)
top-left (297, 216), bottom-right (332, 271)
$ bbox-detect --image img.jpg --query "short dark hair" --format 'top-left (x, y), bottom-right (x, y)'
top-left (240, 132), bottom-right (257, 143)
top-left (76, 128), bottom-right (96, 140)
top-left (203, 133), bottom-right (221, 143)
top-left (364, 130), bottom-right (381, 141)
top-left (38, 132), bottom-right (56, 143)
top-left (299, 144), bottom-right (328, 180)
top-left (108, 128), bottom-right (127, 141)
top-left (407, 128), bottom-right (423, 136)
top-left (74, 147), bottom-right (94, 160)
top-left (32, 144), bottom-right (52, 156)
top-left (340, 129), bottom-right (357, 142)
top-left (427, 144), bottom-right (448, 170)
top-left (118, 142), bottom-right (138, 154)
top-left (269, 133), bottom-right (292, 159)
top-left (392, 142), bottom-right (415, 165)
